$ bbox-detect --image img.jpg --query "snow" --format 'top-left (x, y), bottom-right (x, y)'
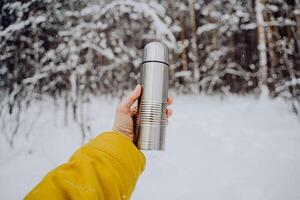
top-left (196, 24), bottom-right (218, 35)
top-left (275, 78), bottom-right (300, 94)
top-left (1, 95), bottom-right (300, 200)
top-left (78, 0), bottom-right (176, 48)
top-left (294, 9), bottom-right (300, 15)
top-left (174, 71), bottom-right (192, 78)
top-left (241, 23), bottom-right (257, 30)
top-left (0, 15), bottom-right (46, 37)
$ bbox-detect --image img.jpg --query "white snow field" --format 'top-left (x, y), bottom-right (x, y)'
top-left (0, 95), bottom-right (300, 200)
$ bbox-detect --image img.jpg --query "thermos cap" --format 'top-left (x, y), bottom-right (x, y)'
top-left (142, 42), bottom-right (169, 65)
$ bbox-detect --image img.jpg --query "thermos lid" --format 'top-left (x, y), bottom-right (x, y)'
top-left (142, 42), bottom-right (169, 66)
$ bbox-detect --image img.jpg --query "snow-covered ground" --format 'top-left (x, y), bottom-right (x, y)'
top-left (1, 95), bottom-right (300, 200)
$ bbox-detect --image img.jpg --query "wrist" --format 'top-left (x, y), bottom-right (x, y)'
top-left (112, 129), bottom-right (134, 142)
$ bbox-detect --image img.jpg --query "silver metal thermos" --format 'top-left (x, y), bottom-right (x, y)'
top-left (135, 41), bottom-right (169, 150)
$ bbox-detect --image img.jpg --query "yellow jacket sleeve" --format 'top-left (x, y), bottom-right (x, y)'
top-left (25, 131), bottom-right (146, 200)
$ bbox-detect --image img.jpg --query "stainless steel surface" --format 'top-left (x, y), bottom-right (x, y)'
top-left (136, 42), bottom-right (169, 150)
top-left (143, 41), bottom-right (169, 64)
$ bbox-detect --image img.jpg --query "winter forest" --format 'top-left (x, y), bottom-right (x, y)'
top-left (1, 0), bottom-right (300, 143)
top-left (1, 0), bottom-right (300, 199)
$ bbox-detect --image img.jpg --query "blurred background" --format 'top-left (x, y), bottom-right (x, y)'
top-left (1, 0), bottom-right (300, 199)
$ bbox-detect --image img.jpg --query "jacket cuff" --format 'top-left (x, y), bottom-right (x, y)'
top-left (85, 131), bottom-right (146, 179)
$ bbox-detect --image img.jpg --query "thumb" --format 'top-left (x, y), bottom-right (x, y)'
top-left (120, 85), bottom-right (142, 110)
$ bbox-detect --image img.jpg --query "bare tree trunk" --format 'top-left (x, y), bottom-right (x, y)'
top-left (188, 0), bottom-right (200, 93)
top-left (179, 14), bottom-right (188, 72)
top-left (294, 0), bottom-right (300, 47)
top-left (265, 13), bottom-right (278, 69)
top-left (255, 0), bottom-right (269, 96)
top-left (78, 92), bottom-right (87, 144)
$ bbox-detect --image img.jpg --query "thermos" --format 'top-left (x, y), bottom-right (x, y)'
top-left (135, 41), bottom-right (169, 150)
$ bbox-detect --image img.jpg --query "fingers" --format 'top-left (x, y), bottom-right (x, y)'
top-left (131, 106), bottom-right (173, 117)
top-left (119, 86), bottom-right (173, 118)
top-left (118, 85), bottom-right (142, 113)
top-left (166, 97), bottom-right (173, 105)
top-left (166, 97), bottom-right (173, 117)
top-left (130, 106), bottom-right (137, 116)
top-left (166, 108), bottom-right (173, 117)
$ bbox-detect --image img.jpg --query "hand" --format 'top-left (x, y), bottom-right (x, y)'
top-left (113, 84), bottom-right (173, 141)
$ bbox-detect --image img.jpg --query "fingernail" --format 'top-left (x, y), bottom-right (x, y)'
top-left (135, 84), bottom-right (140, 90)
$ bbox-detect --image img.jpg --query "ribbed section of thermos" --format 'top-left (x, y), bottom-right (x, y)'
top-left (135, 42), bottom-right (169, 150)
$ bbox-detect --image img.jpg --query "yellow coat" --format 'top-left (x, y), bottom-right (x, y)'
top-left (25, 131), bottom-right (146, 200)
